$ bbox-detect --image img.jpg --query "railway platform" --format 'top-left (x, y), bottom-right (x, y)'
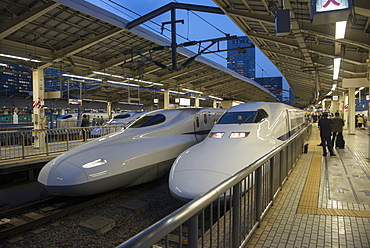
top-left (248, 124), bottom-right (370, 247)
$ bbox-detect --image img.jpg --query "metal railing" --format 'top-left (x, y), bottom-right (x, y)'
top-left (117, 123), bottom-right (312, 248)
top-left (0, 125), bottom-right (126, 161)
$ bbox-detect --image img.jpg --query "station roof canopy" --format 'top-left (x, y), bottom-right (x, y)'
top-left (1, 0), bottom-right (369, 109)
top-left (0, 0), bottom-right (279, 108)
top-left (213, 0), bottom-right (370, 108)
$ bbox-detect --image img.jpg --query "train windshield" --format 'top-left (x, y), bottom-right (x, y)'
top-left (218, 111), bottom-right (256, 124)
top-left (59, 114), bottom-right (74, 119)
top-left (113, 114), bottom-right (130, 119)
top-left (218, 110), bottom-right (268, 124)
top-left (129, 114), bottom-right (166, 128)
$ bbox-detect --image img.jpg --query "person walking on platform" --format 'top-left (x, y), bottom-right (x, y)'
top-left (81, 114), bottom-right (89, 142)
top-left (318, 112), bottom-right (335, 156)
top-left (332, 112), bottom-right (345, 148)
top-left (357, 114), bottom-right (365, 129)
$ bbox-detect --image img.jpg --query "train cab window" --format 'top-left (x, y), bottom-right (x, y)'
top-left (59, 114), bottom-right (73, 119)
top-left (113, 114), bottom-right (130, 119)
top-left (129, 114), bottom-right (165, 128)
top-left (253, 109), bottom-right (268, 123)
top-left (217, 111), bottom-right (257, 124)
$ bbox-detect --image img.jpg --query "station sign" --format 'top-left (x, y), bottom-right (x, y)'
top-left (312, 0), bottom-right (351, 13)
top-left (69, 99), bottom-right (82, 105)
top-left (179, 98), bottom-right (190, 106)
top-left (310, 0), bottom-right (352, 24)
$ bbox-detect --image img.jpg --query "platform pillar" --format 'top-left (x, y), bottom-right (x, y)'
top-left (348, 87), bottom-right (355, 134)
top-left (163, 89), bottom-right (170, 109)
top-left (107, 101), bottom-right (112, 120)
top-left (32, 68), bottom-right (46, 149)
top-left (194, 94), bottom-right (200, 107)
top-left (213, 99), bottom-right (217, 108)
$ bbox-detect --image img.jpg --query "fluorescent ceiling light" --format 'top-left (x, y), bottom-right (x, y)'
top-left (208, 95), bottom-right (223, 100)
top-left (0, 63), bottom-right (7, 67)
top-left (182, 88), bottom-right (203, 94)
top-left (327, 91), bottom-right (332, 96)
top-left (333, 58), bottom-right (341, 80)
top-left (331, 84), bottom-right (337, 91)
top-left (359, 87), bottom-right (364, 91)
top-left (0, 53), bottom-right (41, 63)
top-left (335, 21), bottom-right (347, 39)
top-left (108, 80), bottom-right (138, 87)
top-left (62, 73), bottom-right (102, 81)
top-left (93, 71), bottom-right (163, 86)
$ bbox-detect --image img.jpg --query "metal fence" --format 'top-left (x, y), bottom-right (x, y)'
top-left (117, 123), bottom-right (312, 248)
top-left (0, 125), bottom-right (126, 161)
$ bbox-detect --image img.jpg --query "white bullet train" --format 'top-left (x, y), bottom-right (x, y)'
top-left (38, 108), bottom-right (225, 196)
top-left (169, 102), bottom-right (306, 201)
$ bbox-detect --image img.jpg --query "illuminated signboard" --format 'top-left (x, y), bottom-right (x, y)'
top-left (310, 0), bottom-right (351, 24)
top-left (315, 0), bottom-right (350, 13)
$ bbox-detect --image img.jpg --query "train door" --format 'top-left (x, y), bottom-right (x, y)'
top-left (286, 109), bottom-right (291, 138)
top-left (194, 112), bottom-right (207, 141)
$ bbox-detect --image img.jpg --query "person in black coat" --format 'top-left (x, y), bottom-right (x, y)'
top-left (318, 112), bottom-right (335, 156)
top-left (81, 114), bottom-right (89, 141)
top-left (332, 112), bottom-right (345, 148)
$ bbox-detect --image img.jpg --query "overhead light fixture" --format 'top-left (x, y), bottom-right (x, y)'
top-left (182, 88), bottom-right (203, 94)
top-left (108, 80), bottom-right (138, 87)
top-left (93, 71), bottom-right (163, 86)
top-left (327, 91), bottom-right (332, 96)
top-left (62, 73), bottom-right (102, 81)
top-left (208, 95), bottom-right (223, 100)
top-left (0, 53), bottom-right (41, 63)
top-left (0, 63), bottom-right (7, 67)
top-left (333, 58), bottom-right (341, 80)
top-left (335, 21), bottom-right (347, 39)
top-left (331, 84), bottom-right (337, 91)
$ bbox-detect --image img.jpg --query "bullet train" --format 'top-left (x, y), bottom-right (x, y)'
top-left (169, 102), bottom-right (306, 201)
top-left (38, 108), bottom-right (225, 196)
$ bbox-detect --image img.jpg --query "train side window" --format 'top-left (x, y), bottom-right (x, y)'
top-left (204, 114), bottom-right (208, 124)
top-left (129, 114), bottom-right (166, 128)
top-left (254, 109), bottom-right (268, 123)
top-left (196, 117), bottom-right (200, 128)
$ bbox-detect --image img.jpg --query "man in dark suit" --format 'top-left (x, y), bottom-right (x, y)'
top-left (81, 114), bottom-right (89, 141)
top-left (332, 112), bottom-right (345, 148)
top-left (318, 112), bottom-right (335, 156)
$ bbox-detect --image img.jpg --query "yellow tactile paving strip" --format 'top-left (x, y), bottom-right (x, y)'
top-left (297, 130), bottom-right (370, 217)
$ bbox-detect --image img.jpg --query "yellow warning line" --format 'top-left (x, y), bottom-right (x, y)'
top-left (297, 130), bottom-right (370, 217)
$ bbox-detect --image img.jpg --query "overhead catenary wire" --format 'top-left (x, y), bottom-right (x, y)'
top-left (102, 0), bottom-right (227, 61)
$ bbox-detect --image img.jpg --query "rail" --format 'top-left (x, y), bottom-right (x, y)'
top-left (117, 122), bottom-right (312, 248)
top-left (0, 125), bottom-right (126, 161)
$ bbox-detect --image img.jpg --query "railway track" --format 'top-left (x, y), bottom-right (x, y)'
top-left (0, 192), bottom-right (120, 240)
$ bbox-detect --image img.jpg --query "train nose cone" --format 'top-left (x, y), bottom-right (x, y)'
top-left (169, 170), bottom-right (229, 201)
top-left (38, 159), bottom-right (88, 196)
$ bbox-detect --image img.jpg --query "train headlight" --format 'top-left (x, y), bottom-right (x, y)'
top-left (209, 132), bottom-right (224, 138)
top-left (229, 132), bottom-right (249, 138)
top-left (82, 158), bottom-right (107, 168)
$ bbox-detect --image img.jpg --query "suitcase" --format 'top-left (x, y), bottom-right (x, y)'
top-left (335, 133), bottom-right (345, 149)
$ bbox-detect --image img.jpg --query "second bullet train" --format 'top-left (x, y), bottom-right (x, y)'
top-left (38, 108), bottom-right (225, 196)
top-left (169, 102), bottom-right (306, 201)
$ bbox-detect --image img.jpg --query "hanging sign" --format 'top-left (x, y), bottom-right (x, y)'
top-left (310, 0), bottom-right (352, 24)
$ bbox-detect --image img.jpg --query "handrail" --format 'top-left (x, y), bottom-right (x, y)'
top-left (117, 122), bottom-right (312, 248)
top-left (0, 125), bottom-right (127, 161)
